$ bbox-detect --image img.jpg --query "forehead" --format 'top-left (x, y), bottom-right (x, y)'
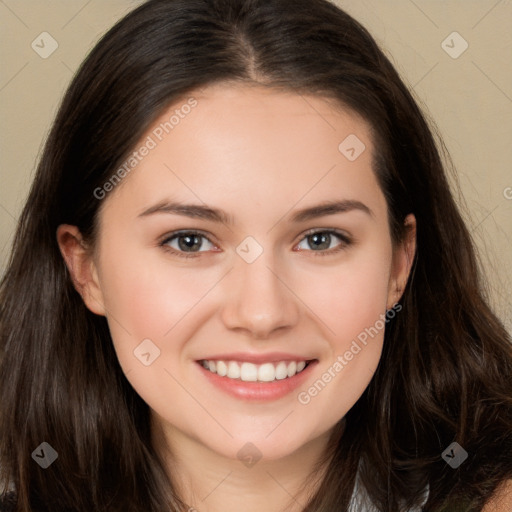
top-left (99, 82), bottom-right (383, 223)
top-left (179, 82), bottom-right (373, 159)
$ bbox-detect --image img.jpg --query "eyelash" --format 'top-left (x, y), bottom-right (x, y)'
top-left (159, 229), bottom-right (352, 259)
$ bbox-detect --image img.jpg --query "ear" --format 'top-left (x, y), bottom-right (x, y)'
top-left (387, 213), bottom-right (416, 309)
top-left (56, 224), bottom-right (106, 316)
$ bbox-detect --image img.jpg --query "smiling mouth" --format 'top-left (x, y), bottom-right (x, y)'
top-left (197, 359), bottom-right (316, 383)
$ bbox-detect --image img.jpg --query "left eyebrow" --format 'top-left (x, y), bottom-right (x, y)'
top-left (289, 199), bottom-right (374, 222)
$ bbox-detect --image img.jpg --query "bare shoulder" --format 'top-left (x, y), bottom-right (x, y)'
top-left (482, 479), bottom-right (512, 512)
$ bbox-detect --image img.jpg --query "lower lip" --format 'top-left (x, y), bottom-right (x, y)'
top-left (195, 360), bottom-right (318, 401)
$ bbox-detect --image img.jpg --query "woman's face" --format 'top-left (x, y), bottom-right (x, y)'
top-left (63, 83), bottom-right (415, 462)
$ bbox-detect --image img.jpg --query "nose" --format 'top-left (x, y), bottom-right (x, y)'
top-left (220, 250), bottom-right (301, 339)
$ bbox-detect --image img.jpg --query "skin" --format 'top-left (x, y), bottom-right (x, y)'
top-left (482, 482), bottom-right (512, 512)
top-left (58, 82), bottom-right (417, 512)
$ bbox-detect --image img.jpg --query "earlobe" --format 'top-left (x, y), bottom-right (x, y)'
top-left (387, 214), bottom-right (417, 308)
top-left (56, 224), bottom-right (106, 316)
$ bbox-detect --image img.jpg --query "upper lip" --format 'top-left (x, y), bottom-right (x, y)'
top-left (197, 352), bottom-right (316, 364)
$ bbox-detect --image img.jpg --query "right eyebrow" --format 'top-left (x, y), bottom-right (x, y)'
top-left (138, 200), bottom-right (234, 225)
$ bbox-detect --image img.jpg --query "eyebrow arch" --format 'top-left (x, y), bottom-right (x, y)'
top-left (289, 199), bottom-right (374, 222)
top-left (137, 199), bottom-right (373, 224)
top-left (138, 200), bottom-right (233, 224)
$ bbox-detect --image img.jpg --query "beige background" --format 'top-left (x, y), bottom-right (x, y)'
top-left (0, 1), bottom-right (511, 334)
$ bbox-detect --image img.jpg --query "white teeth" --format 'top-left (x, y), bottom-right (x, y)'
top-left (227, 361), bottom-right (241, 379)
top-left (216, 360), bottom-right (227, 377)
top-left (258, 363), bottom-right (275, 382)
top-left (241, 362), bottom-right (258, 382)
top-left (275, 362), bottom-right (289, 380)
top-left (200, 359), bottom-right (310, 382)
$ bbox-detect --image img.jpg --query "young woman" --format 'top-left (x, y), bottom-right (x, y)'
top-left (1, 0), bottom-right (511, 511)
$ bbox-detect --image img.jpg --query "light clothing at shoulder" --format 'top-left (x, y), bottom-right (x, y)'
top-left (348, 470), bottom-right (429, 512)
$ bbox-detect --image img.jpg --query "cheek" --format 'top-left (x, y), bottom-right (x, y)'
top-left (96, 243), bottom-right (219, 367)
top-left (95, 248), bottom-right (220, 416)
top-left (293, 242), bottom-right (392, 424)
top-left (302, 242), bottom-right (393, 340)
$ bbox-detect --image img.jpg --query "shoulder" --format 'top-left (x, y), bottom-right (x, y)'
top-left (482, 479), bottom-right (512, 512)
top-left (0, 492), bottom-right (16, 512)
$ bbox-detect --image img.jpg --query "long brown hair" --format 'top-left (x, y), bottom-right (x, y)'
top-left (1, 1), bottom-right (511, 510)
